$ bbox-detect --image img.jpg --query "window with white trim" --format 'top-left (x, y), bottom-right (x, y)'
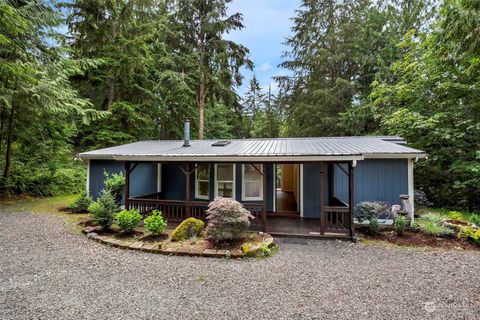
top-left (215, 164), bottom-right (235, 198)
top-left (195, 164), bottom-right (210, 200)
top-left (242, 164), bottom-right (263, 201)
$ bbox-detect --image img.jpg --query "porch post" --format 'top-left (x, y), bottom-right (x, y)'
top-left (262, 162), bottom-right (267, 232)
top-left (124, 161), bottom-right (130, 210)
top-left (348, 162), bottom-right (356, 241)
top-left (320, 162), bottom-right (325, 235)
top-left (185, 162), bottom-right (191, 218)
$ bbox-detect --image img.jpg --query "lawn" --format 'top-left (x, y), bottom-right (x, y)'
top-left (0, 194), bottom-right (87, 232)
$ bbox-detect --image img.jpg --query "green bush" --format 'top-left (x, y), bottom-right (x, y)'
top-left (144, 210), bottom-right (167, 235)
top-left (394, 215), bottom-right (406, 236)
top-left (88, 189), bottom-right (118, 229)
top-left (205, 197), bottom-right (254, 243)
top-left (460, 226), bottom-right (480, 246)
top-left (355, 201), bottom-right (390, 222)
top-left (171, 217), bottom-right (204, 241)
top-left (368, 217), bottom-right (380, 236)
top-left (115, 209), bottom-right (142, 233)
top-left (448, 211), bottom-right (463, 222)
top-left (468, 214), bottom-right (480, 226)
top-left (104, 171), bottom-right (125, 205)
top-left (68, 191), bottom-right (93, 212)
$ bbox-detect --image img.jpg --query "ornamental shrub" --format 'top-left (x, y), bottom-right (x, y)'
top-left (394, 215), bottom-right (406, 236)
top-left (417, 215), bottom-right (453, 237)
top-left (460, 226), bottom-right (480, 246)
top-left (171, 217), bottom-right (204, 241)
top-left (205, 197), bottom-right (254, 243)
top-left (104, 171), bottom-right (125, 205)
top-left (144, 210), bottom-right (167, 235)
top-left (355, 201), bottom-right (390, 222)
top-left (368, 217), bottom-right (380, 236)
top-left (447, 211), bottom-right (463, 222)
top-left (68, 191), bottom-right (93, 213)
top-left (414, 189), bottom-right (433, 208)
top-left (115, 209), bottom-right (142, 233)
top-left (88, 189), bottom-right (118, 229)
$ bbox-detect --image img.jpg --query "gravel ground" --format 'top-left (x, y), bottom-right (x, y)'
top-left (0, 209), bottom-right (479, 320)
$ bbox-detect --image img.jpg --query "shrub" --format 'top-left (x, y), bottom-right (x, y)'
top-left (468, 214), bottom-right (480, 226)
top-left (68, 191), bottom-right (93, 213)
top-left (448, 211), bottom-right (463, 222)
top-left (414, 189), bottom-right (433, 208)
top-left (355, 201), bottom-right (389, 222)
top-left (460, 226), bottom-right (480, 246)
top-left (104, 171), bottom-right (125, 205)
top-left (171, 217), bottom-right (204, 241)
top-left (205, 197), bottom-right (254, 243)
top-left (394, 215), bottom-right (406, 236)
top-left (144, 210), bottom-right (167, 235)
top-left (88, 189), bottom-right (118, 229)
top-left (368, 217), bottom-right (380, 236)
top-left (115, 209), bottom-right (142, 233)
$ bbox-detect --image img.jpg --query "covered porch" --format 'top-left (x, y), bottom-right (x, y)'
top-left (124, 160), bottom-right (357, 241)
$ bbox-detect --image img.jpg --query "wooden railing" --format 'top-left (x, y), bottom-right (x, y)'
top-left (127, 197), bottom-right (264, 224)
top-left (324, 206), bottom-right (351, 234)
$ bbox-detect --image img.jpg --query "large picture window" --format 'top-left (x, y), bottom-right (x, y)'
top-left (242, 164), bottom-right (263, 201)
top-left (195, 164), bottom-right (210, 200)
top-left (215, 164), bottom-right (235, 198)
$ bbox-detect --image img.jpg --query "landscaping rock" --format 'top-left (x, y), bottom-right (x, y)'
top-left (86, 232), bottom-right (98, 239)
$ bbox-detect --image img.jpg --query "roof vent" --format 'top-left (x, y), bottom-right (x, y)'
top-left (211, 140), bottom-right (231, 147)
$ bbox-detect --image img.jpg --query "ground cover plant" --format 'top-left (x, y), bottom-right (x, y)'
top-left (171, 217), bottom-right (204, 241)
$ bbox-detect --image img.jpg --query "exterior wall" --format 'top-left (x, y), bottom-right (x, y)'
top-left (302, 163), bottom-right (329, 219)
top-left (89, 160), bottom-right (158, 202)
top-left (90, 160), bottom-right (274, 210)
top-left (333, 159), bottom-right (408, 207)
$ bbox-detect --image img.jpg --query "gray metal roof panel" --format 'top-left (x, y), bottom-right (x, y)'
top-left (79, 136), bottom-right (426, 160)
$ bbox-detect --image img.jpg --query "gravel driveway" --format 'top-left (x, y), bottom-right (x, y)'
top-left (0, 209), bottom-right (479, 320)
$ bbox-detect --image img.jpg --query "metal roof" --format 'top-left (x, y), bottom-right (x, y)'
top-left (79, 136), bottom-right (426, 162)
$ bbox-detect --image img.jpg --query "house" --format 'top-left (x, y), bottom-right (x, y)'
top-left (79, 120), bottom-right (426, 241)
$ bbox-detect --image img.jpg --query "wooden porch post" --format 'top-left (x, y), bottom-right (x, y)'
top-left (262, 163), bottom-right (267, 232)
top-left (124, 161), bottom-right (130, 209)
top-left (320, 162), bottom-right (325, 235)
top-left (185, 162), bottom-right (191, 218)
top-left (348, 162), bottom-right (356, 241)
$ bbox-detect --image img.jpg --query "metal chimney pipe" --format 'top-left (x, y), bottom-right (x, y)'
top-left (183, 117), bottom-right (190, 147)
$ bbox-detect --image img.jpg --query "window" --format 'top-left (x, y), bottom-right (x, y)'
top-left (242, 164), bottom-right (263, 201)
top-left (195, 164), bottom-right (210, 200)
top-left (215, 164), bottom-right (235, 198)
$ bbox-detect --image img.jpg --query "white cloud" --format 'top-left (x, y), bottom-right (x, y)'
top-left (259, 62), bottom-right (273, 71)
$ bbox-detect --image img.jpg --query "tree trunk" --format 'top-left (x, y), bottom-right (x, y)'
top-left (0, 102), bottom-right (5, 155)
top-left (198, 71), bottom-right (205, 140)
top-left (3, 94), bottom-right (15, 178)
top-left (107, 77), bottom-right (116, 110)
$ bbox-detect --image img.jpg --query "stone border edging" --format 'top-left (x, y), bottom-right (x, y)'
top-left (82, 226), bottom-right (274, 258)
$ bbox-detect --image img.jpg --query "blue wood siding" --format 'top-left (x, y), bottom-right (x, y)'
top-left (333, 159), bottom-right (408, 206)
top-left (89, 160), bottom-right (157, 202)
top-left (302, 163), bottom-right (329, 218)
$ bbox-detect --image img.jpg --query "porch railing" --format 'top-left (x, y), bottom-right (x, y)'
top-left (127, 196), bottom-right (264, 225)
top-left (324, 206), bottom-right (351, 234)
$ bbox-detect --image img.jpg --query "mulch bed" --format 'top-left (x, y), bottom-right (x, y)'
top-left (360, 229), bottom-right (479, 251)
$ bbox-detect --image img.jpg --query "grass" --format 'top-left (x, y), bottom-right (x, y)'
top-left (0, 194), bottom-right (88, 232)
top-left (418, 207), bottom-right (479, 223)
top-left (361, 239), bottom-right (432, 252)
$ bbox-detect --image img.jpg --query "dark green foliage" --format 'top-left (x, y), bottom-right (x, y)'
top-left (368, 217), bottom-right (380, 236)
top-left (171, 217), bottom-right (204, 241)
top-left (103, 171), bottom-right (124, 205)
top-left (394, 215), bottom-right (406, 236)
top-left (144, 210), bottom-right (167, 235)
top-left (115, 209), bottom-right (142, 233)
top-left (88, 189), bottom-right (118, 229)
top-left (69, 191), bottom-right (93, 213)
top-left (468, 214), bottom-right (480, 227)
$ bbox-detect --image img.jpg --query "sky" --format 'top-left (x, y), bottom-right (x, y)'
top-left (225, 0), bottom-right (300, 96)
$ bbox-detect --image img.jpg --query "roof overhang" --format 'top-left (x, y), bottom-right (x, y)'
top-left (79, 154), bottom-right (366, 162)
